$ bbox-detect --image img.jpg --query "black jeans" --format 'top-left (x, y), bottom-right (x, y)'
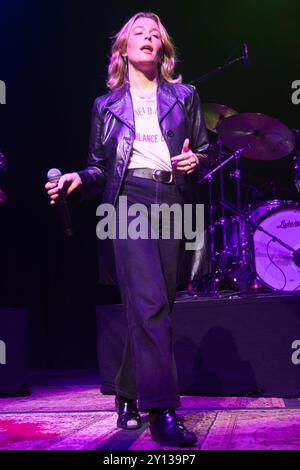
top-left (113, 173), bottom-right (183, 411)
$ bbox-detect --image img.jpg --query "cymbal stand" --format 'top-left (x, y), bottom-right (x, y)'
top-left (199, 146), bottom-right (249, 294)
top-left (215, 138), bottom-right (230, 276)
top-left (207, 173), bottom-right (218, 294)
top-left (231, 151), bottom-right (245, 267)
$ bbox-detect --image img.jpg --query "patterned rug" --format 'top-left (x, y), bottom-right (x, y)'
top-left (1, 370), bottom-right (300, 450)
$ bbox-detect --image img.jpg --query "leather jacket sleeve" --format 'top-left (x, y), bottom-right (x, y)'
top-left (77, 98), bottom-right (107, 199)
top-left (188, 87), bottom-right (210, 178)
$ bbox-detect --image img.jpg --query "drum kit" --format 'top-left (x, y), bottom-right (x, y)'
top-left (198, 105), bottom-right (300, 294)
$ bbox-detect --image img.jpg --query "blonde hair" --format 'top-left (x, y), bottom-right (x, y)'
top-left (106, 12), bottom-right (182, 90)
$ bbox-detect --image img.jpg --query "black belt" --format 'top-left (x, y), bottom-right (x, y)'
top-left (126, 168), bottom-right (173, 184)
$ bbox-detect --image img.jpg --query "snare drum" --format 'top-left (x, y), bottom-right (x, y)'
top-left (250, 201), bottom-right (300, 291)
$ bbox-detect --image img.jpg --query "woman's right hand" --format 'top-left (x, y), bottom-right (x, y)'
top-left (45, 172), bottom-right (82, 205)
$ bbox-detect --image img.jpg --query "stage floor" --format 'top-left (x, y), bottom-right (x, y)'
top-left (1, 369), bottom-right (300, 450)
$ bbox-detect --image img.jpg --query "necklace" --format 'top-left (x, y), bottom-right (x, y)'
top-left (130, 87), bottom-right (157, 100)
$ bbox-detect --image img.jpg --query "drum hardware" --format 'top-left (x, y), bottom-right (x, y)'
top-left (236, 113), bottom-right (295, 284)
top-left (220, 200), bottom-right (300, 292)
top-left (199, 144), bottom-right (253, 294)
top-left (206, 173), bottom-right (218, 295)
top-left (197, 110), bottom-right (298, 295)
top-left (292, 128), bottom-right (300, 192)
top-left (206, 143), bottom-right (233, 168)
top-left (217, 136), bottom-right (230, 277)
top-left (228, 169), bottom-right (240, 180)
top-left (249, 277), bottom-right (263, 291)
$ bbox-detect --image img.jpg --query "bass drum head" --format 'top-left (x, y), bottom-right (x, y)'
top-left (248, 200), bottom-right (286, 224)
top-left (253, 205), bottom-right (300, 291)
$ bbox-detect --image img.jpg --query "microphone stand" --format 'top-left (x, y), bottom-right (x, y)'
top-left (190, 54), bottom-right (247, 85)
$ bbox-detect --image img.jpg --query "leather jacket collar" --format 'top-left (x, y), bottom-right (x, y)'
top-left (107, 79), bottom-right (178, 131)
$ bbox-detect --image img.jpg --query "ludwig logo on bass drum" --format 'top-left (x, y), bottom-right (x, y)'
top-left (277, 220), bottom-right (300, 228)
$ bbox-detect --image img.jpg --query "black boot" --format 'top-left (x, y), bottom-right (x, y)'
top-left (149, 408), bottom-right (197, 446)
top-left (115, 394), bottom-right (142, 430)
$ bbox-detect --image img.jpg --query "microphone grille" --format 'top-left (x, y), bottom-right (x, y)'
top-left (47, 168), bottom-right (62, 181)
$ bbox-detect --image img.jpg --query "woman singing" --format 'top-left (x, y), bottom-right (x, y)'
top-left (46, 11), bottom-right (209, 446)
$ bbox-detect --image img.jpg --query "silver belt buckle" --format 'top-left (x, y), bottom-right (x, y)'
top-left (152, 169), bottom-right (173, 183)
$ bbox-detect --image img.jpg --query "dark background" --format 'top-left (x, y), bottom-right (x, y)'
top-left (0, 0), bottom-right (299, 369)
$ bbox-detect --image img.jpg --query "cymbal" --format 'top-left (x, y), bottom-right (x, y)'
top-left (203, 103), bottom-right (238, 133)
top-left (217, 112), bottom-right (295, 160)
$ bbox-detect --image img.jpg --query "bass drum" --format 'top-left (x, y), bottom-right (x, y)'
top-left (248, 200), bottom-right (286, 224)
top-left (252, 202), bottom-right (300, 291)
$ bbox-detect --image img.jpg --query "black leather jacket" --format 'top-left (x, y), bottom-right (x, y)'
top-left (78, 80), bottom-right (209, 205)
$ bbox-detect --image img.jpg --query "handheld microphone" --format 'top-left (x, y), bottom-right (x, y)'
top-left (47, 168), bottom-right (73, 238)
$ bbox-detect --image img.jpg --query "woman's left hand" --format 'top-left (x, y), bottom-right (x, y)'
top-left (171, 138), bottom-right (199, 174)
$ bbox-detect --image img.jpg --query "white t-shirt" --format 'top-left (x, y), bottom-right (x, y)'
top-left (128, 93), bottom-right (172, 171)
